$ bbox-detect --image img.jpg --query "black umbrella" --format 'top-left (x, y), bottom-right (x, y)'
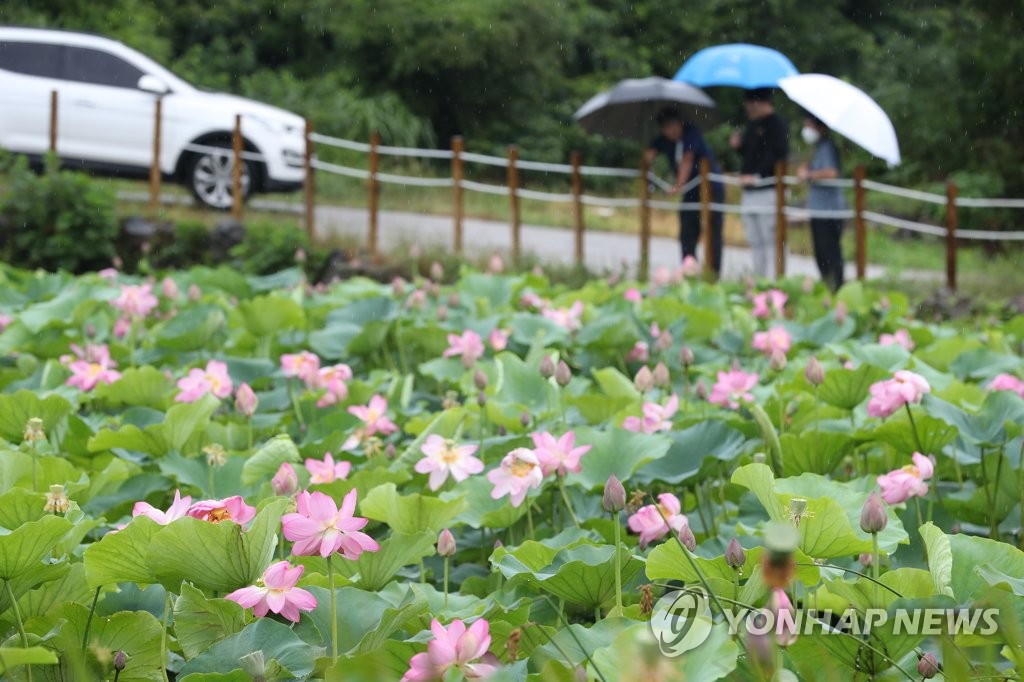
top-left (573, 77), bottom-right (717, 141)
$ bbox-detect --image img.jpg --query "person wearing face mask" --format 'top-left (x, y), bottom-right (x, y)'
top-left (796, 114), bottom-right (846, 291)
top-left (645, 107), bottom-right (726, 272)
top-left (729, 88), bottom-right (790, 279)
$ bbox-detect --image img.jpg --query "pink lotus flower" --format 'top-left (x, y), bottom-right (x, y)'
top-left (161, 276), bottom-right (180, 300)
top-left (488, 328), bottom-right (509, 352)
top-left (415, 435), bottom-right (483, 490)
top-left (627, 341), bottom-right (650, 363)
top-left (488, 254), bottom-right (505, 273)
top-left (281, 351), bottom-right (321, 386)
top-left (623, 394), bottom-right (679, 434)
top-left (530, 431), bottom-right (592, 477)
top-left (627, 493), bottom-right (688, 549)
top-left (752, 326), bottom-right (792, 356)
top-left (272, 462), bottom-right (299, 497)
top-left (879, 329), bottom-right (915, 350)
top-left (176, 360), bottom-right (233, 403)
top-left (98, 267), bottom-right (119, 283)
top-left (520, 292), bottom-right (546, 310)
top-left (282, 489), bottom-right (379, 558)
top-left (867, 370), bottom-right (931, 418)
top-left (486, 448), bottom-right (543, 508)
top-left (132, 489), bottom-right (192, 525)
top-left (225, 561), bottom-right (317, 623)
top-left (347, 394), bottom-right (398, 439)
top-left (314, 364), bottom-right (353, 407)
top-left (877, 452), bottom-right (934, 504)
top-left (709, 370), bottom-right (759, 409)
top-left (542, 300), bottom-right (584, 331)
top-left (624, 288), bottom-right (642, 303)
top-left (111, 283), bottom-right (158, 319)
top-left (235, 382), bottom-right (258, 417)
top-left (64, 343), bottom-right (120, 392)
top-left (834, 300), bottom-right (848, 324)
top-left (113, 317), bottom-right (132, 339)
top-left (681, 255), bottom-right (700, 278)
top-left (653, 266), bottom-right (670, 287)
top-left (187, 496), bottom-right (256, 525)
top-left (989, 373), bottom-right (1024, 398)
top-left (305, 452), bottom-right (352, 484)
top-left (443, 330), bottom-right (486, 367)
top-left (402, 618), bottom-right (499, 682)
top-left (0, 313), bottom-right (11, 332)
top-left (751, 290), bottom-right (787, 319)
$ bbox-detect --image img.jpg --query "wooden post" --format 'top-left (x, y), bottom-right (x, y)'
top-left (638, 153), bottom-right (651, 281)
top-left (231, 114), bottom-right (243, 220)
top-left (149, 97), bottom-right (163, 211)
top-left (49, 90), bottom-right (58, 153)
top-left (774, 160), bottom-right (787, 280)
top-left (303, 119), bottom-right (316, 243)
top-left (507, 145), bottom-right (521, 265)
top-left (368, 132), bottom-right (381, 257)
top-left (854, 165), bottom-right (867, 281)
top-left (452, 136), bottom-right (464, 255)
top-left (699, 157), bottom-right (714, 280)
top-left (945, 181), bottom-right (958, 292)
top-left (571, 151), bottom-right (584, 266)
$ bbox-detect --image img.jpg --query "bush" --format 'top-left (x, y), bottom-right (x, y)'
top-left (229, 219), bottom-right (309, 274)
top-left (0, 155), bottom-right (119, 272)
top-left (148, 219), bottom-right (211, 270)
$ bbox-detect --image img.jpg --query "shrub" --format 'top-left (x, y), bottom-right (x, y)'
top-left (148, 219), bottom-right (211, 270)
top-left (0, 155), bottom-right (119, 272)
top-left (229, 219), bottom-right (309, 274)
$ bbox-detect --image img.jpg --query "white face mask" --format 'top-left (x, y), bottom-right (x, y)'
top-left (801, 126), bottom-right (821, 145)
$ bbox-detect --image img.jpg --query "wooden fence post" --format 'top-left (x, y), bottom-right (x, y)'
top-left (149, 97), bottom-right (162, 211)
top-left (774, 160), bottom-right (787, 280)
top-left (303, 119), bottom-right (316, 243)
top-left (452, 136), bottom-right (464, 255)
top-left (368, 132), bottom-right (381, 257)
top-left (49, 90), bottom-right (58, 154)
top-left (571, 151), bottom-right (584, 267)
top-left (507, 145), bottom-right (521, 265)
top-left (231, 114), bottom-right (243, 220)
top-left (946, 181), bottom-right (958, 292)
top-left (638, 153), bottom-right (651, 281)
top-left (699, 157), bottom-right (714, 280)
top-left (854, 165), bottom-right (867, 281)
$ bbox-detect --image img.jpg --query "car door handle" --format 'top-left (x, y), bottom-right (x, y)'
top-left (72, 99), bottom-right (96, 108)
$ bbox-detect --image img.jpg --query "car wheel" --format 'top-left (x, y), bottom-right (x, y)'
top-left (187, 147), bottom-right (254, 210)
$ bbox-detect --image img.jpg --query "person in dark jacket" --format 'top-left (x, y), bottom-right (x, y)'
top-left (645, 107), bottom-right (726, 272)
top-left (729, 88), bottom-right (789, 279)
top-left (797, 114), bottom-right (846, 290)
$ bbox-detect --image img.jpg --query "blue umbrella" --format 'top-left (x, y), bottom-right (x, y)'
top-left (674, 43), bottom-right (798, 89)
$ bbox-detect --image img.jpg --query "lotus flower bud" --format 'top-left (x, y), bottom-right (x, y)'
top-left (436, 305), bottom-right (448, 322)
top-left (769, 349), bottom-right (787, 371)
top-left (429, 261), bottom-right (444, 281)
top-left (677, 523), bottom-right (697, 551)
top-left (473, 369), bottom-right (488, 391)
top-left (447, 292), bottom-right (460, 309)
top-left (802, 276), bottom-right (814, 294)
top-left (917, 653), bottom-right (939, 679)
top-left (294, 247), bottom-right (307, 264)
top-left (745, 627), bottom-right (775, 674)
top-left (602, 474), bottom-right (626, 513)
top-left (493, 538), bottom-right (504, 549)
top-left (235, 382), bottom-right (258, 418)
top-left (860, 492), bottom-right (888, 534)
top-left (858, 552), bottom-right (873, 567)
top-left (385, 443), bottom-right (396, 459)
top-left (634, 366), bottom-right (654, 392)
top-left (161, 276), bottom-right (180, 300)
top-left (113, 651), bottom-right (128, 671)
top-left (272, 462), bottom-right (298, 497)
top-left (652, 362), bottom-right (670, 388)
top-left (680, 345), bottom-right (694, 367)
top-left (694, 379), bottom-right (707, 401)
top-left (555, 360), bottom-right (572, 387)
top-left (188, 284), bottom-right (201, 301)
top-left (488, 254), bottom-right (505, 273)
top-left (539, 355), bottom-right (555, 379)
top-left (725, 538), bottom-right (746, 568)
top-left (437, 528), bottom-right (456, 557)
top-left (654, 329), bottom-right (673, 352)
top-left (805, 356), bottom-right (825, 386)
top-left (834, 300), bottom-right (848, 324)
top-left (391, 277), bottom-right (406, 297)
top-left (477, 391), bottom-right (487, 407)
top-left (519, 412), bottom-right (531, 428)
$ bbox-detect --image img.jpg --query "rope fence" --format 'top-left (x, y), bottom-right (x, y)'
top-left (64, 81), bottom-right (1018, 289)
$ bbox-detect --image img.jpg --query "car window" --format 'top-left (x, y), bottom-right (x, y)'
top-left (0, 41), bottom-right (64, 78)
top-left (62, 46), bottom-right (144, 89)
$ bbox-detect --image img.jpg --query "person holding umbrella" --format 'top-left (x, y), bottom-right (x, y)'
top-left (797, 114), bottom-right (845, 290)
top-left (644, 107), bottom-right (725, 272)
top-left (729, 88), bottom-right (790, 279)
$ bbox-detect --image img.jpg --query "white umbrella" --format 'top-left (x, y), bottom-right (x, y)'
top-left (778, 73), bottom-right (901, 166)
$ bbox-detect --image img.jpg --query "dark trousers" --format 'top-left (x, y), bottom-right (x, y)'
top-left (679, 205), bottom-right (724, 273)
top-left (810, 218), bottom-right (845, 290)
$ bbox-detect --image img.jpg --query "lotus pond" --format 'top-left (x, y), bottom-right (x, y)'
top-left (0, 263), bottom-right (1023, 681)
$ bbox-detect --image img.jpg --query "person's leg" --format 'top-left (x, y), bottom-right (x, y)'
top-left (830, 219), bottom-right (846, 289)
top-left (810, 218), bottom-right (830, 281)
top-left (752, 192), bottom-right (775, 279)
top-left (679, 208), bottom-right (699, 261)
top-left (711, 209), bottom-right (724, 274)
top-left (741, 192), bottom-right (764, 277)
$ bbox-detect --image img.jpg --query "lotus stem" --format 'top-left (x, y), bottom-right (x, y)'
top-left (327, 554), bottom-right (338, 664)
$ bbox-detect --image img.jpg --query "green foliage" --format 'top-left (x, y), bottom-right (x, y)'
top-left (229, 219), bottom-right (309, 275)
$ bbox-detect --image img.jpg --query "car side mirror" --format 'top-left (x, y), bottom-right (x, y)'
top-left (137, 74), bottom-right (170, 95)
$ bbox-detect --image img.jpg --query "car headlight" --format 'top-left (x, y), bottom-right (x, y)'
top-left (282, 149), bottom-right (305, 167)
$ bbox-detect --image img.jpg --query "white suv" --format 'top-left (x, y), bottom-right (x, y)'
top-left (0, 27), bottom-right (307, 209)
